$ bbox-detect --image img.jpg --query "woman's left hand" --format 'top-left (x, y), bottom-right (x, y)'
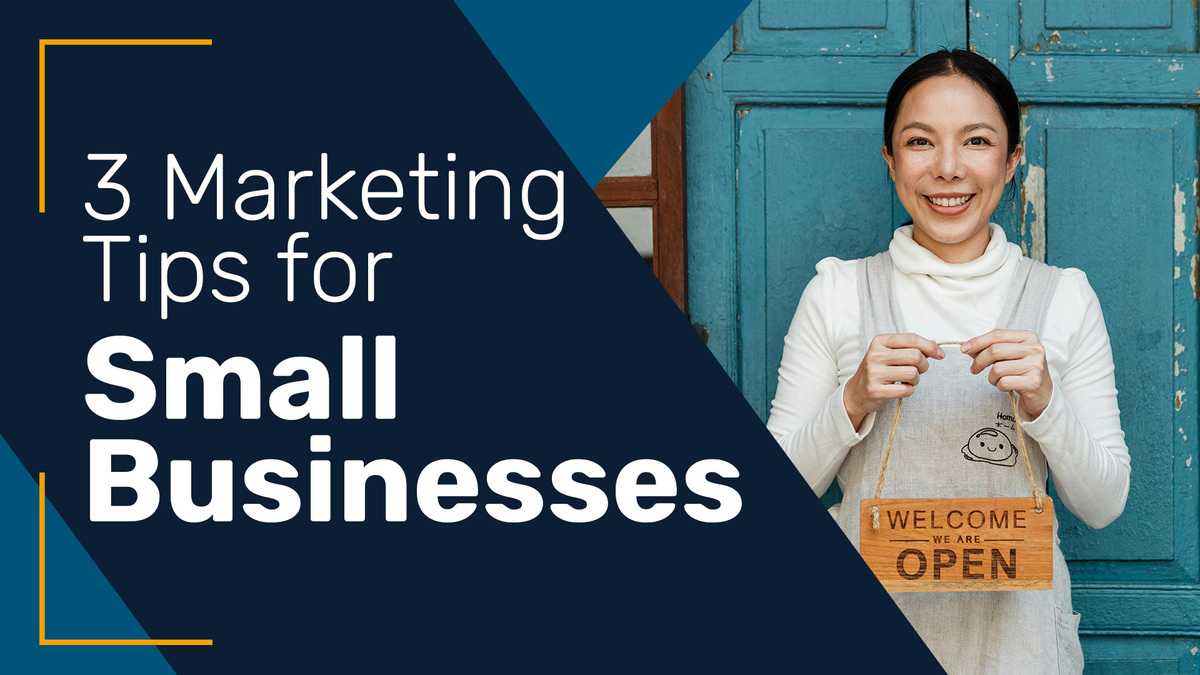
top-left (961, 329), bottom-right (1052, 418)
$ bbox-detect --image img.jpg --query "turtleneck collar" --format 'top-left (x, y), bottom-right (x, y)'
top-left (889, 224), bottom-right (1012, 278)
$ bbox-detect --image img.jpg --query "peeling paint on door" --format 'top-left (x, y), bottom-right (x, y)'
top-left (1022, 165), bottom-right (1046, 261)
top-left (1191, 255), bottom-right (1199, 301)
top-left (1175, 183), bottom-right (1187, 254)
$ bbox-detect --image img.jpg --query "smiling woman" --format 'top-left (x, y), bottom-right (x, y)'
top-left (765, 50), bottom-right (1132, 675)
top-left (883, 72), bottom-right (1021, 263)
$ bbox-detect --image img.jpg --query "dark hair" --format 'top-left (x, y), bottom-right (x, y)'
top-left (883, 49), bottom-right (1020, 157)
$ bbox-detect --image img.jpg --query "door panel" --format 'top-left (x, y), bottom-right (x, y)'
top-left (1079, 635), bottom-right (1200, 673)
top-left (736, 107), bottom-right (897, 416)
top-left (739, 0), bottom-right (914, 54)
top-left (1020, 107), bottom-right (1197, 581)
top-left (1024, 0), bottom-right (1196, 52)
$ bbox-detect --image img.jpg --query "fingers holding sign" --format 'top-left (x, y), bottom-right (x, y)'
top-left (844, 333), bottom-right (944, 431)
top-left (961, 329), bottom-right (1052, 419)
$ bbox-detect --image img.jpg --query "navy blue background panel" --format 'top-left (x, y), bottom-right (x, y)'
top-left (1, 3), bottom-right (942, 672)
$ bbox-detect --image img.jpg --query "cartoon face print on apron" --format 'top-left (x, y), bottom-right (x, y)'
top-left (832, 252), bottom-right (1083, 675)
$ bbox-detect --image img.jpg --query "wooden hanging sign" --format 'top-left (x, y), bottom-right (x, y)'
top-left (860, 497), bottom-right (1053, 592)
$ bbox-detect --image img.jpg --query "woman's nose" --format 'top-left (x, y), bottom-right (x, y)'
top-left (934, 146), bottom-right (965, 180)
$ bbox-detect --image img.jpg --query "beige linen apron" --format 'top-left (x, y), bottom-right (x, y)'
top-left (834, 252), bottom-right (1084, 674)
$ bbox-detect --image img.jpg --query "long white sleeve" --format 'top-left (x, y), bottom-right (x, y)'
top-left (1017, 270), bottom-right (1131, 529)
top-left (766, 258), bottom-right (875, 497)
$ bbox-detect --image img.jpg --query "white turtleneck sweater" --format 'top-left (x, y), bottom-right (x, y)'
top-left (766, 225), bottom-right (1131, 529)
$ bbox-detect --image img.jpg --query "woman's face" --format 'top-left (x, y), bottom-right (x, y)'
top-left (882, 74), bottom-right (1022, 262)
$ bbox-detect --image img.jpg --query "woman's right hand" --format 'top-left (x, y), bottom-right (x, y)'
top-left (843, 333), bottom-right (944, 431)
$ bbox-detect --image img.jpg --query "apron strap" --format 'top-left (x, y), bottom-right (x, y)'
top-left (998, 257), bottom-right (1062, 333)
top-left (858, 251), bottom-right (907, 354)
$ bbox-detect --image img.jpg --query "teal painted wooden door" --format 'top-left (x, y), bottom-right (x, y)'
top-left (686, 0), bottom-right (1200, 668)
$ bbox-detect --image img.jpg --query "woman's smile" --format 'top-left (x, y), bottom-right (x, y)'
top-left (924, 192), bottom-right (975, 214)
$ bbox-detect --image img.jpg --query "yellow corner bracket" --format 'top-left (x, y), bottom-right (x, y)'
top-left (39, 472), bottom-right (212, 646)
top-left (37, 38), bottom-right (214, 644)
top-left (39, 38), bottom-right (213, 213)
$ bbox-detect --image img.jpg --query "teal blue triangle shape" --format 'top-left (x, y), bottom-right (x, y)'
top-left (454, 0), bottom-right (750, 187)
top-left (0, 436), bottom-right (174, 673)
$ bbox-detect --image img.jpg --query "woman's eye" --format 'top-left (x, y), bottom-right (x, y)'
top-left (906, 138), bottom-right (930, 147)
top-left (967, 137), bottom-right (991, 146)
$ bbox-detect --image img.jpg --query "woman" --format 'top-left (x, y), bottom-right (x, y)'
top-left (766, 50), bottom-right (1131, 674)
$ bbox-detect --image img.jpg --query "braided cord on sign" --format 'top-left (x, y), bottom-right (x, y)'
top-left (869, 341), bottom-right (1045, 530)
